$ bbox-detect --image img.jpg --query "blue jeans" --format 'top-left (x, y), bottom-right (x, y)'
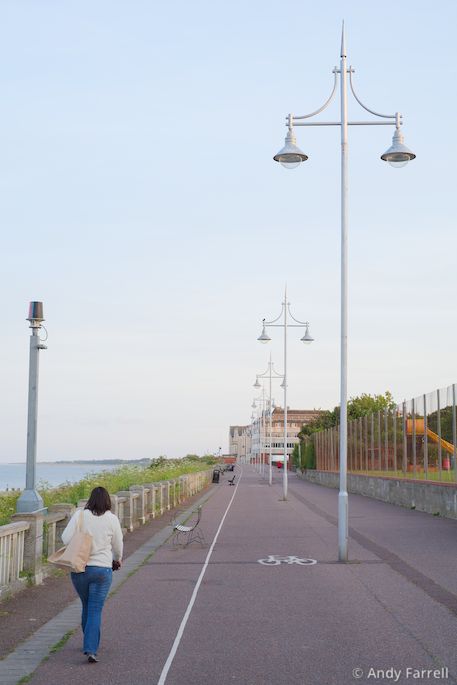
top-left (71, 566), bottom-right (112, 655)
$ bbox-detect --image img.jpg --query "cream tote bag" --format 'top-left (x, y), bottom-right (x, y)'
top-left (48, 510), bottom-right (93, 573)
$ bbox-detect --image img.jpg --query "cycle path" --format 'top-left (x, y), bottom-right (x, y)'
top-left (26, 467), bottom-right (457, 685)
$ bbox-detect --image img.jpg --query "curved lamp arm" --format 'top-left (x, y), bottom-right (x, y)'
top-left (293, 70), bottom-right (338, 121)
top-left (263, 304), bottom-right (285, 326)
top-left (287, 305), bottom-right (309, 326)
top-left (349, 69), bottom-right (399, 121)
top-left (257, 368), bottom-right (284, 379)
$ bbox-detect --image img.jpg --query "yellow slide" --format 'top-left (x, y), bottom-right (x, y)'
top-left (406, 419), bottom-right (454, 467)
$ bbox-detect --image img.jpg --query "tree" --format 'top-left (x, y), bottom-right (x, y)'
top-left (299, 410), bottom-right (337, 438)
top-left (299, 391), bottom-right (395, 438)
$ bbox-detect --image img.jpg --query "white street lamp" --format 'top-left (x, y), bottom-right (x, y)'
top-left (273, 26), bottom-right (415, 560)
top-left (254, 355), bottom-right (284, 486)
top-left (258, 288), bottom-right (314, 500)
top-left (251, 393), bottom-right (268, 474)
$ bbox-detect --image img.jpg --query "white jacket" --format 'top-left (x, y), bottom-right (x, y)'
top-left (62, 508), bottom-right (123, 568)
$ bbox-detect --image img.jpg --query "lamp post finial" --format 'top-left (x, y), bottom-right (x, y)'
top-left (340, 21), bottom-right (346, 59)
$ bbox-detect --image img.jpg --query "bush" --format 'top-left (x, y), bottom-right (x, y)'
top-left (301, 441), bottom-right (315, 470)
top-left (0, 491), bottom-right (20, 526)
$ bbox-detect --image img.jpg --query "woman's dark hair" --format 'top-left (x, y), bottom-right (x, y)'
top-left (85, 486), bottom-right (111, 516)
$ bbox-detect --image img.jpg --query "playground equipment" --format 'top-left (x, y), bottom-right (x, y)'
top-left (406, 419), bottom-right (454, 470)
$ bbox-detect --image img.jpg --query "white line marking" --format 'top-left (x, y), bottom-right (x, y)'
top-left (157, 469), bottom-right (242, 685)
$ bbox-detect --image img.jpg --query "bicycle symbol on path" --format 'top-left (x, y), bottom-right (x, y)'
top-left (258, 555), bottom-right (317, 566)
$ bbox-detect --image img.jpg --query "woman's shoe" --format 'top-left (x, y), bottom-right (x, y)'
top-left (87, 654), bottom-right (98, 663)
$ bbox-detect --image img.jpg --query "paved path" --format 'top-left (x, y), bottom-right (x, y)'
top-left (11, 467), bottom-right (457, 684)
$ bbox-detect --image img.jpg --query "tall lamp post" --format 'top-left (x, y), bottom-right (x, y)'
top-left (251, 393), bottom-right (268, 474)
top-left (253, 355), bottom-right (284, 486)
top-left (249, 413), bottom-right (256, 466)
top-left (16, 302), bottom-right (48, 513)
top-left (273, 27), bottom-right (415, 560)
top-left (258, 288), bottom-right (313, 501)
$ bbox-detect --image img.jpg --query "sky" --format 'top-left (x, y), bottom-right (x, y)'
top-left (0, 1), bottom-right (456, 462)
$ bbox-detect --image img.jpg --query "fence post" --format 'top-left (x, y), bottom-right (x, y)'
top-left (402, 401), bottom-right (407, 474)
top-left (370, 413), bottom-right (374, 471)
top-left (151, 484), bottom-right (157, 518)
top-left (453, 384), bottom-right (457, 482)
top-left (357, 418), bottom-right (360, 472)
top-left (160, 483), bottom-right (165, 515)
top-left (330, 429), bottom-right (334, 471)
top-left (130, 486), bottom-right (146, 524)
top-left (384, 410), bottom-right (389, 472)
top-left (437, 389), bottom-right (442, 479)
top-left (377, 411), bottom-right (382, 470)
top-left (423, 394), bottom-right (428, 479)
top-left (393, 411), bottom-right (397, 474)
top-left (412, 398), bottom-right (417, 477)
top-left (354, 419), bottom-right (358, 471)
top-left (143, 484), bottom-right (155, 517)
top-left (11, 511), bottom-right (44, 585)
top-left (48, 504), bottom-right (75, 544)
top-left (109, 495), bottom-right (119, 518)
top-left (116, 491), bottom-right (134, 532)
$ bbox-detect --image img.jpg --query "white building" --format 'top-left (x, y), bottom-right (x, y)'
top-left (251, 407), bottom-right (322, 465)
top-left (228, 425), bottom-right (251, 462)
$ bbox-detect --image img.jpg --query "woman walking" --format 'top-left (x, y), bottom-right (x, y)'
top-left (62, 486), bottom-right (123, 663)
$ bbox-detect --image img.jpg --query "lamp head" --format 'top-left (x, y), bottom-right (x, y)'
top-left (300, 324), bottom-right (314, 345)
top-left (257, 323), bottom-right (271, 344)
top-left (253, 379), bottom-right (261, 389)
top-left (273, 127), bottom-right (308, 169)
top-left (381, 128), bottom-right (416, 168)
top-left (27, 301), bottom-right (44, 329)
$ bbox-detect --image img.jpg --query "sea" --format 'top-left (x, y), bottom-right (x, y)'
top-left (0, 462), bottom-right (126, 491)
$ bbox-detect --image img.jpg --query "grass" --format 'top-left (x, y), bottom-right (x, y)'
top-left (17, 676), bottom-right (32, 685)
top-left (0, 456), bottom-right (216, 525)
top-left (348, 469), bottom-right (457, 483)
top-left (50, 630), bottom-right (75, 653)
top-left (0, 491), bottom-right (19, 527)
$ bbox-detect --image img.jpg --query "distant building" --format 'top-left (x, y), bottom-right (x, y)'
top-left (229, 425), bottom-right (252, 461)
top-left (251, 407), bottom-right (323, 467)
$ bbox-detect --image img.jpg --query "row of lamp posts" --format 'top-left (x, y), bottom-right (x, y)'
top-left (250, 27), bottom-right (415, 561)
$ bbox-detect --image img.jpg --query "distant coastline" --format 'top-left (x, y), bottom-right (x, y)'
top-left (5, 458), bottom-right (152, 466)
top-left (0, 460), bottom-right (152, 491)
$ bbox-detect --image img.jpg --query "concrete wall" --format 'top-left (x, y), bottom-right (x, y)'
top-left (298, 470), bottom-right (457, 519)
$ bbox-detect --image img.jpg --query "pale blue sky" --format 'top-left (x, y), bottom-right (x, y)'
top-left (0, 1), bottom-right (456, 462)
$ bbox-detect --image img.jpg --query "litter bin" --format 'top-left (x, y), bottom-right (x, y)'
top-left (212, 469), bottom-right (220, 483)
